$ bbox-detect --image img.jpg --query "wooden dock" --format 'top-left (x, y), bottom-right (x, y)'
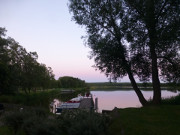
top-left (55, 95), bottom-right (97, 114)
top-left (79, 98), bottom-right (94, 111)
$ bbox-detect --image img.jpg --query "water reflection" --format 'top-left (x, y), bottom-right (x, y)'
top-left (91, 90), bottom-right (180, 112)
top-left (50, 90), bottom-right (179, 113)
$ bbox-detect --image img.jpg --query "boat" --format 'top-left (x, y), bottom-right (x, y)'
top-left (55, 95), bottom-right (83, 113)
top-left (55, 93), bottom-right (94, 114)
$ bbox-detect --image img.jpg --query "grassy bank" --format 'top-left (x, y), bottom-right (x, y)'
top-left (0, 90), bottom-right (61, 109)
top-left (108, 105), bottom-right (180, 135)
top-left (88, 82), bottom-right (180, 91)
top-left (0, 88), bottom-right (88, 109)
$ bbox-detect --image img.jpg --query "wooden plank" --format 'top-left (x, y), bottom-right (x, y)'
top-left (79, 98), bottom-right (94, 110)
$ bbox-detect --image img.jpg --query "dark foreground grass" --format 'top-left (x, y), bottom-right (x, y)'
top-left (162, 94), bottom-right (180, 105)
top-left (0, 109), bottom-right (109, 135)
top-left (1, 105), bottom-right (180, 135)
top-left (108, 105), bottom-right (180, 135)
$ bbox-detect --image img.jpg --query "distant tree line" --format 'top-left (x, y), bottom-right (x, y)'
top-left (0, 27), bottom-right (88, 94)
top-left (57, 76), bottom-right (87, 88)
top-left (0, 28), bottom-right (56, 94)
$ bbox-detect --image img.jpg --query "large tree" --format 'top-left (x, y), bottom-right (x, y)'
top-left (0, 28), bottom-right (56, 94)
top-left (69, 0), bottom-right (180, 105)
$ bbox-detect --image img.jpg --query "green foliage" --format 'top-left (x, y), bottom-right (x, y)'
top-left (2, 108), bottom-right (109, 135)
top-left (58, 76), bottom-right (87, 88)
top-left (0, 27), bottom-right (57, 94)
top-left (3, 111), bottom-right (25, 134)
top-left (23, 117), bottom-right (61, 135)
top-left (108, 106), bottom-right (180, 135)
top-left (88, 82), bottom-right (177, 91)
top-left (3, 108), bottom-right (61, 135)
top-left (0, 90), bottom-right (61, 108)
top-left (0, 126), bottom-right (13, 135)
top-left (2, 104), bottom-right (180, 135)
top-left (57, 110), bottom-right (110, 135)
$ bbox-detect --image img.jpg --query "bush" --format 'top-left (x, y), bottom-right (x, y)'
top-left (57, 110), bottom-right (110, 135)
top-left (3, 111), bottom-right (25, 134)
top-left (3, 108), bottom-right (110, 135)
top-left (23, 116), bottom-right (61, 135)
top-left (3, 108), bottom-right (57, 135)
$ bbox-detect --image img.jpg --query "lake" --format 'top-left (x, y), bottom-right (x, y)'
top-left (51, 90), bottom-right (179, 113)
top-left (91, 90), bottom-right (180, 112)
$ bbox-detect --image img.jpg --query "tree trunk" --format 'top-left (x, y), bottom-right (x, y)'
top-left (151, 50), bottom-right (161, 104)
top-left (149, 39), bottom-right (161, 104)
top-left (128, 73), bottom-right (149, 106)
top-left (111, 10), bottom-right (149, 106)
top-left (123, 60), bottom-right (149, 106)
top-left (146, 0), bottom-right (161, 104)
top-left (115, 37), bottom-right (148, 106)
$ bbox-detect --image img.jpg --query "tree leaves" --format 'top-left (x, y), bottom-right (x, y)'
top-left (0, 28), bottom-right (55, 93)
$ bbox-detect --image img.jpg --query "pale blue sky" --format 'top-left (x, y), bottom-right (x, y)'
top-left (0, 0), bottom-right (129, 82)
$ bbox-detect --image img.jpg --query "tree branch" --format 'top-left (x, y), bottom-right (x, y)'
top-left (86, 6), bottom-right (116, 37)
top-left (125, 0), bottom-right (145, 19)
top-left (156, 0), bottom-right (169, 21)
top-left (157, 56), bottom-right (175, 65)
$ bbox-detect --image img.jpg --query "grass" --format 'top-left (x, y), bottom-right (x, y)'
top-left (0, 90), bottom-right (57, 108)
top-left (108, 105), bottom-right (180, 135)
top-left (107, 94), bottom-right (180, 135)
top-left (0, 126), bottom-right (11, 135)
top-left (88, 82), bottom-right (180, 91)
top-left (162, 93), bottom-right (180, 105)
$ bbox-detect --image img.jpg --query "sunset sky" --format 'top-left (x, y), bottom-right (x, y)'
top-left (0, 0), bottom-right (129, 82)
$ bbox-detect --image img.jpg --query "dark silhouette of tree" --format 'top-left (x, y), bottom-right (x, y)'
top-left (0, 28), bottom-right (56, 94)
top-left (69, 0), bottom-right (180, 105)
top-left (58, 76), bottom-right (87, 88)
top-left (0, 28), bottom-right (10, 93)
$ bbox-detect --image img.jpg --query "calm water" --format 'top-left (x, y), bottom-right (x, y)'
top-left (91, 90), bottom-right (180, 112)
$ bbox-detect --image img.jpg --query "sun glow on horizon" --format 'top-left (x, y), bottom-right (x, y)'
top-left (0, 0), bottom-right (129, 82)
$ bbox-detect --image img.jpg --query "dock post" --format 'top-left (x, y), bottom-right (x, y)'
top-left (55, 105), bottom-right (56, 114)
top-left (94, 98), bottom-right (98, 112)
